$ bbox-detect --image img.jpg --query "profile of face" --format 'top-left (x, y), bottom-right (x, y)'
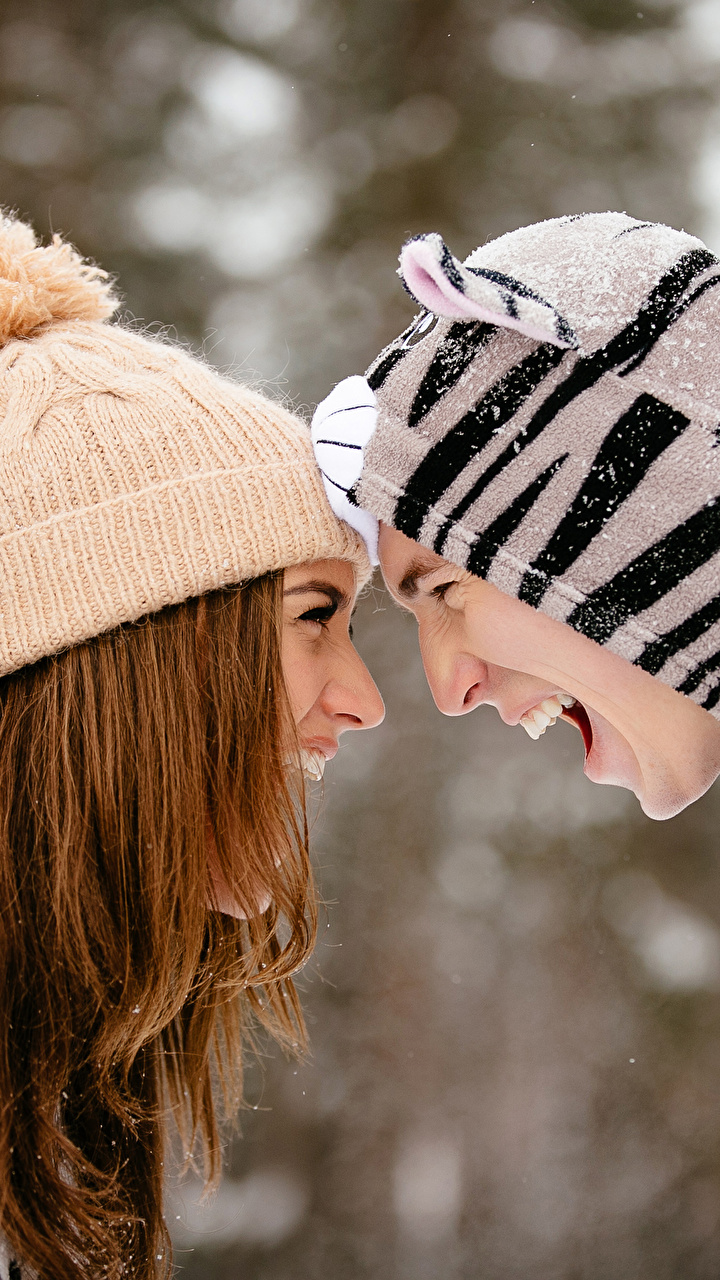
top-left (281, 556), bottom-right (385, 762)
top-left (210, 557), bottom-right (384, 915)
top-left (379, 524), bottom-right (720, 820)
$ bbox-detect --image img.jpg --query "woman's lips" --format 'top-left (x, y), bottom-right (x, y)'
top-left (303, 738), bottom-right (338, 762)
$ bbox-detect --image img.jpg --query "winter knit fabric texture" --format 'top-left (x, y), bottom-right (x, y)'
top-left (0, 214), bottom-right (368, 677)
top-left (353, 211), bottom-right (720, 716)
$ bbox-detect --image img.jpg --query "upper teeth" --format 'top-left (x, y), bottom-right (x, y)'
top-left (300, 748), bottom-right (326, 781)
top-left (520, 694), bottom-right (576, 740)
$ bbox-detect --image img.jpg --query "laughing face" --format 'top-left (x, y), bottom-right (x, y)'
top-left (379, 524), bottom-right (720, 820)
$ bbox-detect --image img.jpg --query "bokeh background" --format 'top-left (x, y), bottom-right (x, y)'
top-left (5, 0), bottom-right (720, 1275)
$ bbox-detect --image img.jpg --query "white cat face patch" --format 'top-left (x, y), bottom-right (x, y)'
top-left (311, 374), bottom-right (380, 565)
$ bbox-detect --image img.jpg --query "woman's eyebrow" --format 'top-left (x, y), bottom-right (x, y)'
top-left (283, 580), bottom-right (349, 609)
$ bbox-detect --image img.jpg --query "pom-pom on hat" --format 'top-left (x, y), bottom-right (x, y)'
top-left (0, 215), bottom-right (118, 343)
top-left (0, 212), bottom-right (368, 676)
top-left (313, 212), bottom-right (720, 717)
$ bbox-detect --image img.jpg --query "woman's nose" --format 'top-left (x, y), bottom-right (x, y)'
top-left (325, 646), bottom-right (385, 730)
top-left (423, 650), bottom-right (489, 717)
top-left (356, 672), bottom-right (385, 728)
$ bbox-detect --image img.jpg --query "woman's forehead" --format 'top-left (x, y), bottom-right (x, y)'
top-left (284, 558), bottom-right (357, 594)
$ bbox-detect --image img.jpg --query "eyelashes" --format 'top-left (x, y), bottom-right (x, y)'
top-left (298, 601), bottom-right (355, 640)
top-left (299, 603), bottom-right (338, 624)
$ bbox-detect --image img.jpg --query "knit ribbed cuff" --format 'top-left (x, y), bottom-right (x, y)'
top-left (0, 460), bottom-right (370, 675)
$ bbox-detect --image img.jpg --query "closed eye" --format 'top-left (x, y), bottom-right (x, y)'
top-left (431, 581), bottom-right (456, 601)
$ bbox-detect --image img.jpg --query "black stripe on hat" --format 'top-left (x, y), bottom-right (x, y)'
top-left (467, 455), bottom-right (568, 579)
top-left (614, 223), bottom-right (655, 238)
top-left (394, 342), bottom-right (566, 543)
top-left (637, 593), bottom-right (720, 676)
top-left (467, 266), bottom-right (578, 348)
top-left (420, 249), bottom-right (707, 555)
top-left (368, 312), bottom-right (445, 391)
top-left (367, 344), bottom-right (407, 392)
top-left (367, 314), bottom-right (432, 391)
top-left (433, 353), bottom-right (605, 553)
top-left (440, 240), bottom-right (466, 290)
top-left (619, 260), bottom-right (720, 378)
top-left (391, 247), bottom-right (713, 554)
top-left (678, 646), bottom-right (720, 697)
top-left (567, 500), bottom-right (720, 645)
top-left (468, 267), bottom-right (522, 318)
top-left (442, 252), bottom-right (712, 526)
top-left (408, 322), bottom-right (496, 429)
top-left (703, 679), bottom-right (720, 712)
top-left (518, 395), bottom-right (690, 608)
top-left (613, 247), bottom-right (717, 360)
top-left (467, 265), bottom-right (549, 305)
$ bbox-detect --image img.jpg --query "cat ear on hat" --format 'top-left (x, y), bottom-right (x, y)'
top-left (399, 232), bottom-right (578, 351)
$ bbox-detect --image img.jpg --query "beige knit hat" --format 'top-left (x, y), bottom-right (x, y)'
top-left (0, 213), bottom-right (369, 676)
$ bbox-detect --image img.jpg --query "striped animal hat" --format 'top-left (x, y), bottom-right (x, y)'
top-left (311, 212), bottom-right (720, 717)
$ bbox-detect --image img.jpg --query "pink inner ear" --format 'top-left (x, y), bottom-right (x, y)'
top-left (400, 238), bottom-right (573, 348)
top-left (401, 241), bottom-right (482, 319)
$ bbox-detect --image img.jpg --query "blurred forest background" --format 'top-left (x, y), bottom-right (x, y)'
top-left (4, 0), bottom-right (720, 1276)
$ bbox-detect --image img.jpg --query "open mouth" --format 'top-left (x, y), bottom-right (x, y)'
top-left (285, 748), bottom-right (328, 781)
top-left (519, 693), bottom-right (594, 759)
top-left (299, 748), bottom-right (326, 781)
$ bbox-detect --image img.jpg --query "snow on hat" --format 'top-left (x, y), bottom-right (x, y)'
top-left (313, 211), bottom-right (720, 716)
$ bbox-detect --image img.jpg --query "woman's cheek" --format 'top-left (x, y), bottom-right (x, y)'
top-left (293, 669), bottom-right (325, 724)
top-left (282, 631), bottom-right (322, 724)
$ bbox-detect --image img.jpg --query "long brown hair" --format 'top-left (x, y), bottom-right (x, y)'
top-left (0, 573), bottom-right (314, 1280)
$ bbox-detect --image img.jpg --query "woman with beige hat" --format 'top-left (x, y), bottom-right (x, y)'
top-left (0, 214), bottom-right (383, 1280)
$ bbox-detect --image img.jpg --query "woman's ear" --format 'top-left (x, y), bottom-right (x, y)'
top-left (399, 233), bottom-right (578, 349)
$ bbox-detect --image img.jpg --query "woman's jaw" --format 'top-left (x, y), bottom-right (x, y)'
top-left (378, 523), bottom-right (720, 820)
